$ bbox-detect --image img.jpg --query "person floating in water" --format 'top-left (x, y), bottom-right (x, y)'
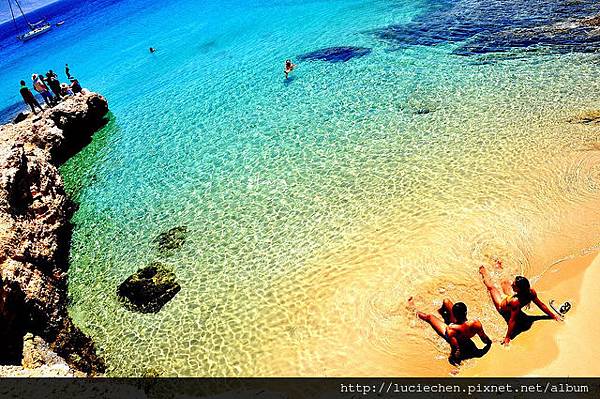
top-left (19, 80), bottom-right (44, 115)
top-left (149, 47), bottom-right (156, 53)
top-left (65, 63), bottom-right (72, 79)
top-left (409, 297), bottom-right (492, 365)
top-left (284, 59), bottom-right (296, 79)
top-left (479, 261), bottom-right (560, 346)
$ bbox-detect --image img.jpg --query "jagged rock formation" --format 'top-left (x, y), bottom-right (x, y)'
top-left (0, 332), bottom-right (85, 377)
top-left (0, 92), bottom-right (108, 375)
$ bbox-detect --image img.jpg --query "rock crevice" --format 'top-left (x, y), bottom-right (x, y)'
top-left (0, 92), bottom-right (108, 374)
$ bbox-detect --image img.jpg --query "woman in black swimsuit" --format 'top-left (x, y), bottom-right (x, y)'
top-left (479, 262), bottom-right (560, 345)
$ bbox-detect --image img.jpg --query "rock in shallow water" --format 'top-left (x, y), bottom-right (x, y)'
top-left (155, 226), bottom-right (188, 253)
top-left (297, 46), bottom-right (372, 62)
top-left (413, 108), bottom-right (432, 115)
top-left (117, 263), bottom-right (181, 313)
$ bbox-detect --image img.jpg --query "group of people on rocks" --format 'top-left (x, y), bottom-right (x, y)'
top-left (18, 63), bottom-right (83, 115)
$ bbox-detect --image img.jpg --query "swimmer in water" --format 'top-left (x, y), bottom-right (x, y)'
top-left (479, 261), bottom-right (560, 346)
top-left (149, 47), bottom-right (156, 53)
top-left (409, 297), bottom-right (492, 365)
top-left (284, 59), bottom-right (296, 79)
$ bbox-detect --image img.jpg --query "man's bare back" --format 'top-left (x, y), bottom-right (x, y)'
top-left (447, 319), bottom-right (485, 340)
top-left (410, 297), bottom-right (492, 365)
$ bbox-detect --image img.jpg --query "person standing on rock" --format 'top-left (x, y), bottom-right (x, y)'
top-left (69, 76), bottom-right (83, 94)
top-left (60, 82), bottom-right (74, 97)
top-left (45, 71), bottom-right (63, 101)
top-left (19, 80), bottom-right (44, 114)
top-left (32, 74), bottom-right (55, 106)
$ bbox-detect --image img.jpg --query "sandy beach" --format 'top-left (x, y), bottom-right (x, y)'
top-left (462, 251), bottom-right (600, 377)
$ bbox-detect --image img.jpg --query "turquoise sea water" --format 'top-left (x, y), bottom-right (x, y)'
top-left (2, 0), bottom-right (600, 376)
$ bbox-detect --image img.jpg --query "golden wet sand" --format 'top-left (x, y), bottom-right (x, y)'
top-left (257, 181), bottom-right (600, 377)
top-left (463, 252), bottom-right (600, 377)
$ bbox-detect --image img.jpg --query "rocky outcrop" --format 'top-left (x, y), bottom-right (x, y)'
top-left (0, 92), bottom-right (108, 375)
top-left (0, 332), bottom-right (87, 377)
top-left (117, 263), bottom-right (180, 313)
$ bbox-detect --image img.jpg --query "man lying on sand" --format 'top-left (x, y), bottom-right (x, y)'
top-left (409, 297), bottom-right (492, 365)
top-left (479, 261), bottom-right (560, 346)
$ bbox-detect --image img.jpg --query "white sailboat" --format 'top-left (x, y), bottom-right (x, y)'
top-left (7, 0), bottom-right (52, 41)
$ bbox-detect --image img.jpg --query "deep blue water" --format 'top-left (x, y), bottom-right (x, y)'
top-left (3, 0), bottom-right (600, 123)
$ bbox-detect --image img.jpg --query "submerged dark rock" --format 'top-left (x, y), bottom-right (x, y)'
top-left (155, 226), bottom-right (188, 252)
top-left (372, 0), bottom-right (600, 58)
top-left (297, 46), bottom-right (372, 62)
top-left (414, 108), bottom-right (432, 115)
top-left (117, 263), bottom-right (181, 314)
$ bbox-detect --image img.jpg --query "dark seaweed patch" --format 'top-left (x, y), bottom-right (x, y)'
top-left (297, 46), bottom-right (372, 63)
top-left (371, 0), bottom-right (600, 57)
top-left (155, 226), bottom-right (188, 253)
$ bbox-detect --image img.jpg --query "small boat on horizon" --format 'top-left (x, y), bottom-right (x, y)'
top-left (7, 0), bottom-right (52, 42)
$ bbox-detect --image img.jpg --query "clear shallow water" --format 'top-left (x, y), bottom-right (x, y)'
top-left (2, 0), bottom-right (600, 376)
